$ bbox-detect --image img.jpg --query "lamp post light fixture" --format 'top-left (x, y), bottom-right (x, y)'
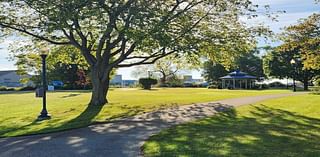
top-left (290, 59), bottom-right (297, 92)
top-left (38, 48), bottom-right (51, 120)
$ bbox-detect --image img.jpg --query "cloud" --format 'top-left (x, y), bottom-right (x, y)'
top-left (252, 0), bottom-right (316, 6)
top-left (243, 11), bottom-right (318, 33)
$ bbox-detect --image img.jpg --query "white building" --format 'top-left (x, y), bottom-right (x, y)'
top-left (110, 75), bottom-right (123, 85)
top-left (0, 70), bottom-right (33, 87)
top-left (183, 75), bottom-right (205, 84)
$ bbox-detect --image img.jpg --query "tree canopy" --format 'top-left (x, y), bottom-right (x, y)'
top-left (263, 47), bottom-right (320, 90)
top-left (203, 49), bottom-right (264, 84)
top-left (263, 13), bottom-right (320, 90)
top-left (0, 0), bottom-right (269, 105)
top-left (278, 13), bottom-right (320, 70)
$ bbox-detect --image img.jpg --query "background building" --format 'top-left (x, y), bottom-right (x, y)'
top-left (0, 70), bottom-right (33, 87)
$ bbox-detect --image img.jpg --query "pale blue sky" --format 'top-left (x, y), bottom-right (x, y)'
top-left (0, 0), bottom-right (319, 79)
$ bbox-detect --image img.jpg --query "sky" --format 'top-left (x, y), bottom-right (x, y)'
top-left (0, 0), bottom-right (319, 79)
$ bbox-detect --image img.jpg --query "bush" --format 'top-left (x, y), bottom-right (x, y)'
top-left (19, 86), bottom-right (36, 91)
top-left (6, 88), bottom-right (15, 91)
top-left (139, 78), bottom-right (158, 89)
top-left (311, 86), bottom-right (320, 95)
top-left (0, 86), bottom-right (7, 91)
top-left (0, 86), bottom-right (14, 91)
top-left (314, 78), bottom-right (320, 86)
top-left (268, 81), bottom-right (287, 88)
top-left (252, 84), bottom-right (269, 90)
top-left (207, 81), bottom-right (221, 89)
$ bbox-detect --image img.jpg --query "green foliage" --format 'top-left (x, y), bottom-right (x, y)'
top-left (315, 77), bottom-right (320, 86)
top-left (139, 78), bottom-right (158, 90)
top-left (203, 50), bottom-right (264, 83)
top-left (235, 50), bottom-right (265, 77)
top-left (263, 13), bottom-right (320, 90)
top-left (263, 47), bottom-right (320, 90)
top-left (0, 86), bottom-right (8, 91)
top-left (132, 56), bottom-right (195, 86)
top-left (18, 86), bottom-right (36, 91)
top-left (278, 13), bottom-right (320, 70)
top-left (207, 82), bottom-right (221, 89)
top-left (268, 82), bottom-right (287, 88)
top-left (166, 75), bottom-right (184, 87)
top-left (311, 86), bottom-right (320, 95)
top-left (202, 61), bottom-right (228, 83)
top-left (11, 45), bottom-right (90, 87)
top-left (0, 0), bottom-right (272, 104)
top-left (0, 86), bottom-right (14, 91)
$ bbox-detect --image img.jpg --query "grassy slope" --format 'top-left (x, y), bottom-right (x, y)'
top-left (143, 94), bottom-right (320, 157)
top-left (0, 88), bottom-right (289, 137)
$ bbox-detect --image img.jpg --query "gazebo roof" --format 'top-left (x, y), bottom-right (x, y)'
top-left (220, 70), bottom-right (256, 79)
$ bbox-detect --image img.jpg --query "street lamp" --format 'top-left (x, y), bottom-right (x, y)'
top-left (38, 48), bottom-right (51, 120)
top-left (290, 59), bottom-right (296, 92)
top-left (147, 70), bottom-right (152, 78)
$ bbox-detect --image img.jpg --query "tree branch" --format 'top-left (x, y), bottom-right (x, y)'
top-left (116, 49), bottom-right (176, 68)
top-left (0, 22), bottom-right (70, 45)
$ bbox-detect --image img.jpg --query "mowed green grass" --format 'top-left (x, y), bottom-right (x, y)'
top-left (0, 88), bottom-right (290, 137)
top-left (143, 94), bottom-right (320, 157)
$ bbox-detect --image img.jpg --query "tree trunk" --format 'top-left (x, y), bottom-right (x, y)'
top-left (303, 78), bottom-right (309, 91)
top-left (89, 67), bottom-right (111, 106)
top-left (303, 71), bottom-right (309, 91)
top-left (160, 72), bottom-right (166, 86)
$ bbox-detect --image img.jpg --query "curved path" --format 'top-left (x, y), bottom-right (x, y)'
top-left (0, 93), bottom-right (306, 157)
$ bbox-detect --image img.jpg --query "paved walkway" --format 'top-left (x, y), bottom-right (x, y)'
top-left (0, 93), bottom-right (306, 157)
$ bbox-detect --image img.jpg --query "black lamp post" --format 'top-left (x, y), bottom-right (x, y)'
top-left (38, 48), bottom-right (51, 120)
top-left (147, 71), bottom-right (152, 78)
top-left (290, 59), bottom-right (297, 92)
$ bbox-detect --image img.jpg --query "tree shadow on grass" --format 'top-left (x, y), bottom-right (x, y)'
top-left (60, 94), bottom-right (81, 98)
top-left (0, 104), bottom-right (104, 137)
top-left (56, 104), bottom-right (104, 129)
top-left (143, 105), bottom-right (320, 157)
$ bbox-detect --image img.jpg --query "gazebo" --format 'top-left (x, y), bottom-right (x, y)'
top-left (220, 70), bottom-right (256, 89)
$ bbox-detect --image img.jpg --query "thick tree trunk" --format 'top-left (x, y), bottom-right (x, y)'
top-left (89, 67), bottom-right (111, 106)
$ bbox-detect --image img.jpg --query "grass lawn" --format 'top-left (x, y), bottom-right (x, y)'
top-left (142, 94), bottom-right (320, 157)
top-left (0, 88), bottom-right (290, 137)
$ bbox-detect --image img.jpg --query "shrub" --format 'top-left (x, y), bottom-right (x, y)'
top-left (207, 81), bottom-right (220, 89)
top-left (311, 86), bottom-right (320, 95)
top-left (268, 81), bottom-right (287, 88)
top-left (252, 84), bottom-right (269, 90)
top-left (314, 78), bottom-right (320, 86)
top-left (139, 78), bottom-right (158, 90)
top-left (19, 86), bottom-right (36, 91)
top-left (0, 86), bottom-right (14, 91)
top-left (6, 88), bottom-right (15, 91)
top-left (0, 86), bottom-right (7, 91)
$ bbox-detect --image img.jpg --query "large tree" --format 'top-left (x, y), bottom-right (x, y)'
top-left (203, 49), bottom-right (265, 83)
top-left (0, 0), bottom-right (265, 105)
top-left (263, 48), bottom-right (320, 90)
top-left (131, 55), bottom-right (194, 86)
top-left (278, 13), bottom-right (320, 70)
top-left (263, 13), bottom-right (320, 91)
top-left (12, 45), bottom-right (90, 87)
